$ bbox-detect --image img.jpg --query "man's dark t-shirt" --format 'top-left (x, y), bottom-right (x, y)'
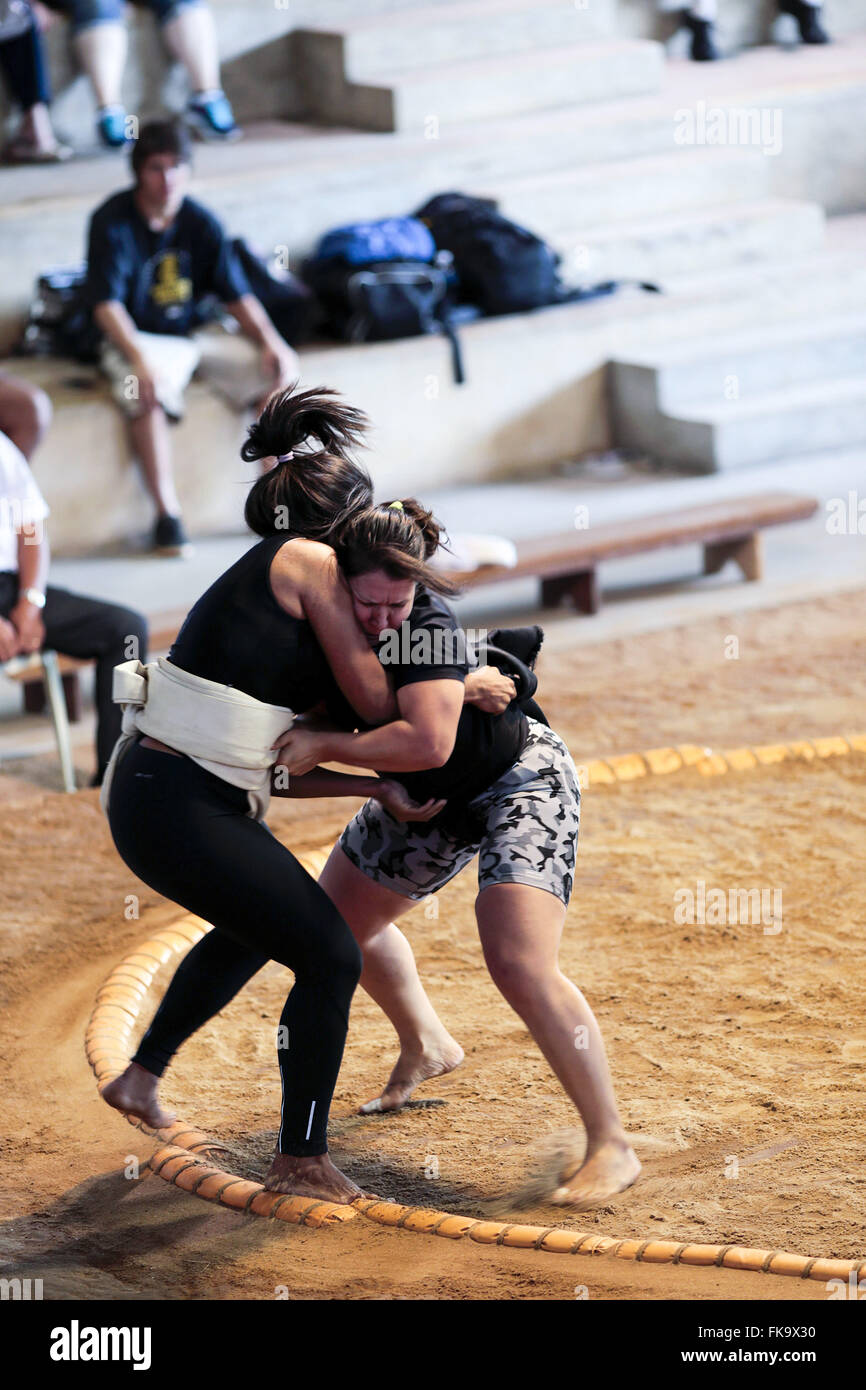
top-left (326, 587), bottom-right (528, 814)
top-left (85, 190), bottom-right (249, 336)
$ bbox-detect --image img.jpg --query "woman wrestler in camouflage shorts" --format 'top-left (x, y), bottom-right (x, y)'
top-left (274, 499), bottom-right (640, 1210)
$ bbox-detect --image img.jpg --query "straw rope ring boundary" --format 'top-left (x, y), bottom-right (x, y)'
top-left (580, 731), bottom-right (866, 787)
top-left (86, 742), bottom-right (866, 1282)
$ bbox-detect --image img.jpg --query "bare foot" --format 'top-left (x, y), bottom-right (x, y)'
top-left (102, 1063), bottom-right (176, 1130)
top-left (264, 1152), bottom-right (374, 1205)
top-left (359, 1038), bottom-right (464, 1114)
top-left (550, 1137), bottom-right (641, 1209)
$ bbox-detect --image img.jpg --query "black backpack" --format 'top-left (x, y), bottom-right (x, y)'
top-left (416, 192), bottom-right (661, 317)
top-left (415, 192), bottom-right (563, 315)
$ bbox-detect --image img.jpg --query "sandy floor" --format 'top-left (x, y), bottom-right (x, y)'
top-left (1, 588), bottom-right (864, 1301)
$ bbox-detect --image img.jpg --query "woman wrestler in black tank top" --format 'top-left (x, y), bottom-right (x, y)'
top-left (100, 386), bottom-right (456, 1207)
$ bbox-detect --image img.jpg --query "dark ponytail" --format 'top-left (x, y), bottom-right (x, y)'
top-left (243, 383), bottom-right (373, 541)
top-left (334, 498), bottom-right (461, 597)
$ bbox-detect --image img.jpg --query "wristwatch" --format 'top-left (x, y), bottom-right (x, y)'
top-left (22, 587), bottom-right (46, 609)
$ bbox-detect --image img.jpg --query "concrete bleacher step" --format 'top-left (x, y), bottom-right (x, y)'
top-left (615, 312), bottom-right (866, 406)
top-left (219, 0), bottom-right (866, 48)
top-left (0, 0), bottom-right (619, 145)
top-left (299, 37), bottom-right (666, 131)
top-left (0, 185), bottom-right (824, 363)
top-left (7, 3), bottom-right (866, 153)
top-left (651, 211), bottom-right (866, 301)
top-left (610, 313), bottom-right (866, 471)
top-left (0, 88), bottom-right (679, 278)
top-left (493, 147), bottom-right (772, 242)
top-left (627, 378), bottom-right (866, 474)
top-left (574, 198), bottom-right (825, 282)
top-left (295, 0), bottom-right (616, 81)
top-left (0, 137), bottom-right (795, 353)
top-left (14, 214), bottom-right (866, 554)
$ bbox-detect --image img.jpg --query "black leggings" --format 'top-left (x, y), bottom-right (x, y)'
top-left (0, 19), bottom-right (51, 110)
top-left (107, 739), bottom-right (362, 1156)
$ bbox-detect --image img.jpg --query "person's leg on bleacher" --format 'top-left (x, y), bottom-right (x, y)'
top-left (62, 0), bottom-right (131, 149)
top-left (150, 0), bottom-right (241, 142)
top-left (38, 585), bottom-right (149, 784)
top-left (98, 330), bottom-right (199, 555)
top-left (0, 4), bottom-right (71, 162)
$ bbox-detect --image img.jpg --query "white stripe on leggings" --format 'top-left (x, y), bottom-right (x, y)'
top-left (305, 1100), bottom-right (316, 1142)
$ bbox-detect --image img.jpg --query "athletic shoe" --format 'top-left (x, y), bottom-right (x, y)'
top-left (186, 91), bottom-right (243, 143)
top-left (681, 11), bottom-right (720, 61)
top-left (778, 1), bottom-right (830, 43)
top-left (97, 105), bottom-right (131, 149)
top-left (153, 514), bottom-right (194, 558)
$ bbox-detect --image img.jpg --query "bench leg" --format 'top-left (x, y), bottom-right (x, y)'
top-left (23, 679), bottom-right (45, 716)
top-left (541, 569), bottom-right (600, 614)
top-left (703, 533), bottom-right (763, 583)
top-left (22, 670), bottom-right (82, 722)
top-left (62, 671), bottom-right (83, 722)
top-left (41, 651), bottom-right (77, 794)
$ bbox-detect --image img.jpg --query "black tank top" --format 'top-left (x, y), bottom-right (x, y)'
top-left (168, 534), bottom-right (331, 712)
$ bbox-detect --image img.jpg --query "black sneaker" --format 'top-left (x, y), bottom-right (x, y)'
top-left (153, 514), bottom-right (193, 558)
top-left (778, 1), bottom-right (830, 44)
top-left (682, 11), bottom-right (720, 61)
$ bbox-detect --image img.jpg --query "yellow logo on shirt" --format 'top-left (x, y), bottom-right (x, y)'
top-left (150, 253), bottom-right (192, 307)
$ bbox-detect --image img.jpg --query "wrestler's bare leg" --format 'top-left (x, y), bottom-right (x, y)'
top-left (476, 883), bottom-right (640, 1208)
top-left (317, 846), bottom-right (463, 1113)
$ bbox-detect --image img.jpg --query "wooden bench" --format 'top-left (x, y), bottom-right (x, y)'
top-left (3, 491), bottom-right (818, 727)
top-left (442, 491), bottom-right (819, 613)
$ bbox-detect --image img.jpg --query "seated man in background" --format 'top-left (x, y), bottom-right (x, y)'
top-left (85, 118), bottom-right (297, 556)
top-left (667, 1), bottom-right (830, 60)
top-left (0, 372), bottom-right (148, 786)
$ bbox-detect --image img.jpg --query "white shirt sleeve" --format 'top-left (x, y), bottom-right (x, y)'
top-left (0, 430), bottom-right (50, 574)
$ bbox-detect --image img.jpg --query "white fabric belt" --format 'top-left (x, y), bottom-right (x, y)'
top-left (99, 656), bottom-right (295, 822)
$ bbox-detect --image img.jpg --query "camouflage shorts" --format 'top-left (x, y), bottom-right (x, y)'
top-left (338, 720), bottom-right (580, 906)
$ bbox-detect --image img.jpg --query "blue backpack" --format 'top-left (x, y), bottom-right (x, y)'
top-left (303, 217), bottom-right (470, 383)
top-left (314, 217), bottom-right (437, 266)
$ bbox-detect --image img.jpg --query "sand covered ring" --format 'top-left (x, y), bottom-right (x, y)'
top-left (86, 754), bottom-right (866, 1281)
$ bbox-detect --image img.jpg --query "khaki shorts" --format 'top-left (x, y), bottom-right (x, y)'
top-left (100, 324), bottom-right (280, 422)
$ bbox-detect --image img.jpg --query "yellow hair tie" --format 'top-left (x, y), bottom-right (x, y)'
top-left (388, 500), bottom-right (404, 511)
